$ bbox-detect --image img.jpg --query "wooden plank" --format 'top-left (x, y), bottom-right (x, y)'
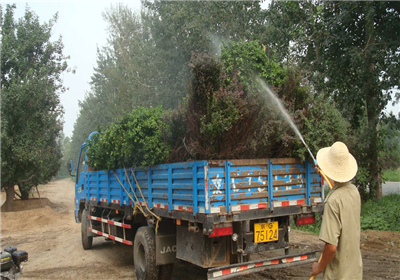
top-left (270, 158), bottom-right (302, 164)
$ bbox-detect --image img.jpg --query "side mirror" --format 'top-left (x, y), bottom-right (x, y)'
top-left (67, 159), bottom-right (75, 177)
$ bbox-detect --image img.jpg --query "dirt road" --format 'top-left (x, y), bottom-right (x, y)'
top-left (1, 179), bottom-right (399, 280)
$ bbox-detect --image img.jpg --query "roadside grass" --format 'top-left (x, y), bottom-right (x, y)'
top-left (382, 168), bottom-right (400, 182)
top-left (360, 193), bottom-right (400, 231)
top-left (294, 193), bottom-right (400, 234)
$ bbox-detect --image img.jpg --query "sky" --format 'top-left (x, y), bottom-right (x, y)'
top-left (6, 1), bottom-right (400, 138)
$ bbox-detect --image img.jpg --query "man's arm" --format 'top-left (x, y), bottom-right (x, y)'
top-left (311, 243), bottom-right (337, 276)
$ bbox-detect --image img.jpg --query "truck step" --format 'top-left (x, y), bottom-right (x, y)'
top-left (89, 228), bottom-right (132, 245)
top-left (207, 251), bottom-right (317, 280)
top-left (88, 215), bottom-right (131, 229)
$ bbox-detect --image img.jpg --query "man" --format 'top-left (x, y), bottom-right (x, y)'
top-left (310, 141), bottom-right (363, 280)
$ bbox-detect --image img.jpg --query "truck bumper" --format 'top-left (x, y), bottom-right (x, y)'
top-left (207, 250), bottom-right (317, 280)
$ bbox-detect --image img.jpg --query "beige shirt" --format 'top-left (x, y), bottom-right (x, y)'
top-left (319, 182), bottom-right (363, 280)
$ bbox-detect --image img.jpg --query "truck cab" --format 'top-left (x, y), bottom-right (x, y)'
top-left (69, 132), bottom-right (98, 223)
top-left (73, 143), bottom-right (88, 223)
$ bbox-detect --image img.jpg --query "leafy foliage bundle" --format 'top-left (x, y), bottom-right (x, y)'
top-left (167, 41), bottom-right (351, 163)
top-left (180, 52), bottom-right (257, 160)
top-left (86, 107), bottom-right (170, 170)
top-left (221, 40), bottom-right (285, 91)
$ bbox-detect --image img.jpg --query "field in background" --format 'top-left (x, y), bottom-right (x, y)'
top-left (383, 168), bottom-right (400, 182)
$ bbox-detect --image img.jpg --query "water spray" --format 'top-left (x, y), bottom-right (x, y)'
top-left (256, 78), bottom-right (333, 279)
top-left (256, 78), bottom-right (332, 190)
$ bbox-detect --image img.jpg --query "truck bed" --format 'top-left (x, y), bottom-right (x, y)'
top-left (84, 158), bottom-right (323, 217)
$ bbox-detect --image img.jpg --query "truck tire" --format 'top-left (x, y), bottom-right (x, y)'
top-left (134, 227), bottom-right (159, 280)
top-left (158, 264), bottom-right (174, 280)
top-left (81, 209), bottom-right (93, 250)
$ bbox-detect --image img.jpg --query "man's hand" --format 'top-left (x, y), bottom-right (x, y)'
top-left (310, 243), bottom-right (337, 277)
top-left (311, 262), bottom-right (323, 276)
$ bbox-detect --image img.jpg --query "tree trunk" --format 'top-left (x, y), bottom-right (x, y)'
top-left (365, 3), bottom-right (382, 199)
top-left (18, 185), bottom-right (30, 200)
top-left (4, 184), bottom-right (15, 212)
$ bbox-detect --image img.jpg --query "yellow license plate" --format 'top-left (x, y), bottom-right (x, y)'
top-left (254, 222), bottom-right (279, 243)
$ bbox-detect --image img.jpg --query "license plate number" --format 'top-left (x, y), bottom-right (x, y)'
top-left (254, 222), bottom-right (278, 243)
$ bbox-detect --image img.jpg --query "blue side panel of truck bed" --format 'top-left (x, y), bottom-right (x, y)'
top-left (86, 161), bottom-right (209, 213)
top-left (82, 158), bottom-right (323, 216)
top-left (270, 158), bottom-right (322, 206)
top-left (206, 158), bottom-right (322, 213)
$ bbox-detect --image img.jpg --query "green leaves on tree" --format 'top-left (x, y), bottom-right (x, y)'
top-left (1, 4), bottom-right (69, 210)
top-left (266, 1), bottom-right (400, 199)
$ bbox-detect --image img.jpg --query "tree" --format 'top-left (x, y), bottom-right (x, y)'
top-left (56, 134), bottom-right (72, 179)
top-left (93, 6), bottom-right (160, 110)
top-left (266, 1), bottom-right (400, 199)
top-left (1, 4), bottom-right (69, 211)
top-left (141, 0), bottom-right (267, 108)
top-left (70, 2), bottom-right (269, 160)
top-left (324, 2), bottom-right (400, 199)
top-left (70, 5), bottom-right (163, 160)
top-left (69, 91), bottom-right (115, 162)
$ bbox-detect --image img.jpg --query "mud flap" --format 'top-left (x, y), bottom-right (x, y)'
top-left (156, 234), bottom-right (177, 265)
top-left (207, 250), bottom-right (318, 280)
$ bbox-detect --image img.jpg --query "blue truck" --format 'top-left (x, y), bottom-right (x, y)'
top-left (69, 133), bottom-right (324, 280)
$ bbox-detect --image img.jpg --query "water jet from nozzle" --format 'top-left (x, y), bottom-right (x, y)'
top-left (256, 78), bottom-right (316, 163)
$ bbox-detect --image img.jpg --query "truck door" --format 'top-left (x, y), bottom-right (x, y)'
top-left (74, 145), bottom-right (87, 221)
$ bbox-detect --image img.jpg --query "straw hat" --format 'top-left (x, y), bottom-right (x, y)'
top-left (316, 141), bottom-right (358, 183)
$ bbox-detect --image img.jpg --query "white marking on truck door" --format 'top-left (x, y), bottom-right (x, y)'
top-left (258, 176), bottom-right (267, 185)
top-left (232, 178), bottom-right (239, 193)
top-left (211, 174), bottom-right (223, 195)
top-left (211, 174), bottom-right (223, 189)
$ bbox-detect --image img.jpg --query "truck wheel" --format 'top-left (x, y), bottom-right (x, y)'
top-left (158, 264), bottom-right (174, 280)
top-left (81, 209), bottom-right (93, 250)
top-left (134, 227), bottom-right (159, 280)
